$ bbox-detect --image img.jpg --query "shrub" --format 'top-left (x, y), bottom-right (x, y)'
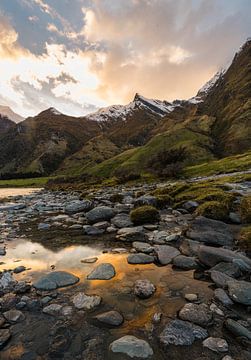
top-left (130, 205), bottom-right (160, 225)
top-left (114, 168), bottom-right (140, 183)
top-left (240, 195), bottom-right (251, 223)
top-left (156, 195), bottom-right (173, 209)
top-left (195, 201), bottom-right (229, 221)
top-left (239, 226), bottom-right (251, 251)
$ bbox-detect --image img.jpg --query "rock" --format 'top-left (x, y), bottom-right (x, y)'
top-left (183, 201), bottom-right (199, 212)
top-left (86, 206), bottom-right (115, 224)
top-left (69, 224), bottom-right (83, 230)
top-left (154, 245), bottom-right (180, 265)
top-left (225, 319), bottom-right (251, 341)
top-left (93, 221), bottom-right (110, 230)
top-left (0, 272), bottom-right (16, 290)
top-left (61, 306), bottom-right (74, 316)
top-left (0, 247), bottom-right (6, 256)
top-left (83, 225), bottom-right (104, 236)
top-left (33, 271), bottom-right (79, 290)
top-left (134, 195), bottom-right (157, 207)
top-left (111, 213), bottom-right (133, 228)
top-left (134, 279), bottom-right (156, 299)
top-left (210, 262), bottom-right (241, 278)
top-left (227, 280), bottom-right (251, 305)
top-left (81, 257), bottom-right (98, 264)
top-left (3, 309), bottom-right (25, 323)
top-left (159, 319), bottom-right (208, 346)
top-left (222, 357), bottom-right (235, 360)
top-left (210, 303), bottom-right (224, 316)
top-left (43, 304), bottom-right (63, 316)
top-left (65, 199), bottom-right (93, 214)
top-left (127, 253), bottom-right (154, 265)
top-left (132, 242), bottom-right (154, 254)
top-left (87, 263), bottom-right (115, 280)
top-left (13, 265), bottom-right (26, 274)
top-left (173, 255), bottom-right (198, 270)
top-left (110, 335), bottom-right (153, 359)
top-left (0, 329), bottom-right (11, 349)
top-left (96, 310), bottom-right (124, 326)
top-left (152, 312), bottom-right (162, 323)
top-left (229, 212), bottom-right (241, 224)
top-left (203, 337), bottom-right (228, 353)
top-left (186, 216), bottom-right (234, 246)
top-left (0, 203), bottom-right (26, 212)
top-left (179, 239), bottom-right (200, 257)
top-left (179, 303), bottom-right (213, 326)
top-left (72, 292), bottom-right (101, 310)
top-left (214, 289), bottom-right (233, 306)
top-left (116, 227), bottom-right (148, 242)
top-left (210, 271), bottom-right (233, 288)
top-left (198, 245), bottom-right (251, 269)
top-left (185, 293), bottom-right (198, 302)
top-left (40, 296), bottom-right (52, 305)
top-left (38, 223), bottom-right (50, 230)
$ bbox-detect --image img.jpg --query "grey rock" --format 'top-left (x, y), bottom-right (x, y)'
top-left (185, 293), bottom-right (198, 302)
top-left (183, 201), bottom-right (199, 212)
top-left (3, 309), bottom-right (25, 323)
top-left (0, 203), bottom-right (26, 212)
top-left (87, 263), bottom-right (115, 280)
top-left (214, 289), bottom-right (233, 306)
top-left (127, 253), bottom-right (154, 264)
top-left (203, 337), bottom-right (228, 353)
top-left (154, 245), bottom-right (180, 265)
top-left (42, 304), bottom-right (62, 316)
top-left (0, 329), bottom-right (11, 349)
top-left (86, 206), bottom-right (115, 224)
top-left (65, 199), bottom-right (93, 214)
top-left (179, 303), bottom-right (213, 326)
top-left (116, 227), bottom-right (148, 242)
top-left (134, 279), bottom-right (156, 299)
top-left (229, 212), bottom-right (241, 224)
top-left (179, 239), bottom-right (201, 256)
top-left (61, 305), bottom-right (73, 316)
top-left (132, 242), bottom-right (154, 254)
top-left (110, 335), bottom-right (153, 359)
top-left (93, 221), bottom-right (110, 230)
top-left (96, 310), bottom-right (123, 326)
top-left (159, 319), bottom-right (208, 346)
top-left (225, 319), bottom-right (251, 341)
top-left (210, 262), bottom-right (241, 278)
top-left (33, 271), bottom-right (79, 290)
top-left (83, 225), bottom-right (104, 236)
top-left (198, 245), bottom-right (251, 269)
top-left (0, 248), bottom-right (6, 256)
top-left (111, 213), bottom-right (133, 228)
top-left (227, 280), bottom-right (251, 305)
top-left (0, 272), bottom-right (15, 290)
top-left (187, 216), bottom-right (233, 246)
top-left (72, 292), bottom-right (101, 310)
top-left (13, 265), bottom-right (26, 274)
top-left (173, 255), bottom-right (198, 270)
top-left (134, 195), bottom-right (157, 207)
top-left (38, 223), bottom-right (50, 230)
top-left (210, 270), bottom-right (233, 288)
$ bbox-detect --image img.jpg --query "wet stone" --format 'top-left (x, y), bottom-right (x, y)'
top-left (81, 257), bottom-right (98, 264)
top-left (110, 335), bottom-right (153, 359)
top-left (154, 245), bottom-right (180, 265)
top-left (33, 271), bottom-right (79, 290)
top-left (227, 280), bottom-right (251, 305)
top-left (225, 319), bottom-right (251, 341)
top-left (134, 279), bottom-right (156, 299)
top-left (210, 262), bottom-right (241, 278)
top-left (210, 270), bottom-right (233, 288)
top-left (203, 337), bottom-right (228, 353)
top-left (13, 265), bottom-right (26, 274)
top-left (127, 253), bottom-right (154, 265)
top-left (172, 255), bottom-right (198, 270)
top-left (86, 206), bottom-right (115, 224)
top-left (132, 241), bottom-right (154, 254)
top-left (179, 303), bottom-right (213, 326)
top-left (95, 310), bottom-right (124, 326)
top-left (214, 289), bottom-right (233, 306)
top-left (87, 263), bottom-right (115, 280)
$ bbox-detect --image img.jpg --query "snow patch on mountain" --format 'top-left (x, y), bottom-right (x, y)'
top-left (49, 107), bottom-right (62, 115)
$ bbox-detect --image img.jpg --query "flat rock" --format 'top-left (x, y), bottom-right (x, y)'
top-left (33, 271), bottom-right (79, 290)
top-left (0, 329), bottom-right (11, 349)
top-left (134, 279), bottom-right (156, 299)
top-left (127, 253), bottom-right (154, 265)
top-left (227, 280), bottom-right (251, 305)
top-left (186, 216), bottom-right (233, 246)
top-left (87, 263), bottom-right (115, 280)
top-left (179, 303), bottom-right (213, 326)
top-left (132, 242), bottom-right (154, 254)
top-left (86, 206), bottom-right (115, 224)
top-left (72, 292), bottom-right (101, 310)
top-left (214, 289), bottom-right (233, 306)
top-left (110, 335), bottom-right (153, 359)
top-left (43, 304), bottom-right (63, 316)
top-left (210, 262), bottom-right (241, 278)
top-left (203, 337), bottom-right (228, 353)
top-left (159, 319), bottom-right (208, 346)
top-left (13, 266), bottom-right (26, 274)
top-left (154, 245), bottom-right (180, 265)
top-left (116, 227), bottom-right (148, 242)
top-left (81, 257), bottom-right (98, 264)
top-left (173, 255), bottom-right (198, 270)
top-left (198, 245), bottom-right (251, 269)
top-left (96, 310), bottom-right (124, 326)
top-left (38, 223), bottom-right (50, 230)
top-left (65, 199), bottom-right (93, 214)
top-left (179, 239), bottom-right (200, 257)
top-left (111, 213), bottom-right (133, 228)
top-left (3, 309), bottom-right (25, 323)
top-left (210, 270), bottom-right (233, 288)
top-left (0, 203), bottom-right (26, 212)
top-left (225, 319), bottom-right (251, 341)
top-left (83, 225), bottom-right (104, 236)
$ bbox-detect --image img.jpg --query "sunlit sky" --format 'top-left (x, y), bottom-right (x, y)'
top-left (0, 0), bottom-right (250, 117)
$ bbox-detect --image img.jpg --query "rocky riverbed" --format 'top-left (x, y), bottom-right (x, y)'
top-left (0, 182), bottom-right (251, 359)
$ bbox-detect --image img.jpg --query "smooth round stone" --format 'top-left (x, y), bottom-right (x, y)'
top-left (134, 279), bottom-right (156, 299)
top-left (203, 337), bottom-right (228, 353)
top-left (96, 310), bottom-right (124, 326)
top-left (13, 265), bottom-right (26, 274)
top-left (185, 293), bottom-right (198, 302)
top-left (110, 335), bottom-right (153, 358)
top-left (86, 206), bottom-right (115, 224)
top-left (87, 263), bottom-right (116, 280)
top-left (127, 253), bottom-right (154, 264)
top-left (33, 271), bottom-right (79, 290)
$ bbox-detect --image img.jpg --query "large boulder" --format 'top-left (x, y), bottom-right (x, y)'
top-left (179, 303), bottom-right (213, 326)
top-left (159, 319), bottom-right (208, 346)
top-left (111, 213), bottom-right (133, 228)
top-left (86, 206), bottom-right (115, 224)
top-left (154, 245), bottom-right (180, 265)
top-left (198, 245), bottom-right (251, 269)
top-left (186, 216), bottom-right (233, 246)
top-left (110, 335), bottom-right (153, 358)
top-left (33, 271), bottom-right (79, 290)
top-left (87, 263), bottom-right (116, 280)
top-left (65, 200), bottom-right (93, 214)
top-left (227, 280), bottom-right (251, 305)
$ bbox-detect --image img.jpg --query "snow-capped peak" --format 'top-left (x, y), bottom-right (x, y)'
top-left (48, 107), bottom-right (62, 115)
top-left (197, 69), bottom-right (226, 96)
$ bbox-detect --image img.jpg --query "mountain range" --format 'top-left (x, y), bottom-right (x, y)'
top-left (0, 39), bottom-right (250, 181)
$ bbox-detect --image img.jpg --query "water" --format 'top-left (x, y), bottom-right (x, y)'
top-left (0, 187), bottom-right (41, 199)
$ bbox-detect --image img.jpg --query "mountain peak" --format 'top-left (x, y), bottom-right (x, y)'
top-left (0, 105), bottom-right (24, 123)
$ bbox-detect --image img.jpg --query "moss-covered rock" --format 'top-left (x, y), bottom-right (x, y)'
top-left (195, 201), bottom-right (229, 221)
top-left (239, 226), bottom-right (251, 251)
top-left (156, 195), bottom-right (173, 209)
top-left (240, 196), bottom-right (251, 223)
top-left (130, 205), bottom-right (160, 225)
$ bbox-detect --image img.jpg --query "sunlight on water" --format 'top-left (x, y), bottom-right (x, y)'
top-left (0, 188), bottom-right (41, 198)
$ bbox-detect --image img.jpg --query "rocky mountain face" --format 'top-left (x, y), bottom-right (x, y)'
top-left (0, 115), bottom-right (15, 135)
top-left (0, 105), bottom-right (24, 123)
top-left (0, 39), bottom-right (250, 179)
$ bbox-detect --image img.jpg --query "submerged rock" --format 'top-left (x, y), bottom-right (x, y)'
top-left (87, 263), bottom-right (115, 280)
top-left (110, 335), bottom-right (153, 358)
top-left (81, 257), bottom-right (98, 264)
top-left (134, 279), bottom-right (156, 299)
top-left (159, 319), bottom-right (208, 346)
top-left (72, 292), bottom-right (101, 310)
top-left (96, 310), bottom-right (124, 326)
top-left (33, 271), bottom-right (79, 290)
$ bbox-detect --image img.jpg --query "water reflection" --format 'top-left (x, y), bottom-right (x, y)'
top-left (0, 187), bottom-right (41, 198)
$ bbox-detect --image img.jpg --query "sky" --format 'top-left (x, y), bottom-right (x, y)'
top-left (0, 0), bottom-right (250, 118)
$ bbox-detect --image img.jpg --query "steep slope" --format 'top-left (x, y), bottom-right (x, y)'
top-left (0, 115), bottom-right (15, 135)
top-left (0, 105), bottom-right (24, 123)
